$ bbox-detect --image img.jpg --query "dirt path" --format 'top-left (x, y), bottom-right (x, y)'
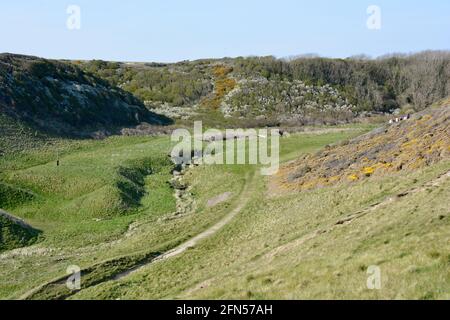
top-left (114, 170), bottom-right (256, 280)
top-left (20, 169), bottom-right (256, 299)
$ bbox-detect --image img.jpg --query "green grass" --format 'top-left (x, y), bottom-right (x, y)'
top-left (0, 214), bottom-right (41, 253)
top-left (0, 135), bottom-right (175, 297)
top-left (1, 123), bottom-right (448, 300)
top-left (0, 113), bottom-right (51, 155)
top-left (0, 130), bottom-right (262, 299)
top-left (71, 159), bottom-right (450, 300)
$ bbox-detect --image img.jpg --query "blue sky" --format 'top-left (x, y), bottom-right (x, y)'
top-left (0, 0), bottom-right (449, 62)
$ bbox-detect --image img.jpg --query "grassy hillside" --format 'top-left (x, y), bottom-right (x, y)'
top-left (72, 161), bottom-right (450, 300)
top-left (0, 135), bottom-right (173, 298)
top-left (0, 125), bottom-right (369, 299)
top-left (66, 115), bottom-right (449, 300)
top-left (0, 115), bottom-right (447, 299)
top-left (0, 209), bottom-right (40, 253)
top-left (0, 112), bottom-right (51, 155)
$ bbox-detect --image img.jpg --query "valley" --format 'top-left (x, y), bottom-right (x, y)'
top-left (0, 53), bottom-right (449, 300)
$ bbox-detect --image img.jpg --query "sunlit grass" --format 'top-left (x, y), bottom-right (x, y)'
top-left (3, 123), bottom-right (447, 300)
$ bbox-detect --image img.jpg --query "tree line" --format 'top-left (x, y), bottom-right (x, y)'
top-left (233, 51), bottom-right (450, 113)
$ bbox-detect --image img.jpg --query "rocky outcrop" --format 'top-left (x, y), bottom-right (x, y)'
top-left (0, 53), bottom-right (171, 136)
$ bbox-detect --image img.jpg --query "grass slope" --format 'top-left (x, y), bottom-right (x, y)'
top-left (1, 121), bottom-right (448, 300)
top-left (0, 209), bottom-right (40, 253)
top-left (0, 125), bottom-right (368, 299)
top-left (68, 125), bottom-right (448, 300)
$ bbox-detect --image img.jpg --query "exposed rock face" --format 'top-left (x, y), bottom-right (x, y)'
top-left (275, 104), bottom-right (450, 191)
top-left (0, 53), bottom-right (170, 136)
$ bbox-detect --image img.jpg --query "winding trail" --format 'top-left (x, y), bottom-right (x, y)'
top-left (20, 169), bottom-right (256, 299)
top-left (114, 170), bottom-right (256, 280)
